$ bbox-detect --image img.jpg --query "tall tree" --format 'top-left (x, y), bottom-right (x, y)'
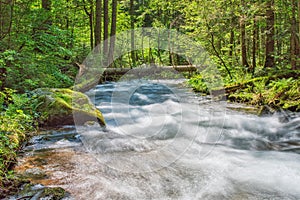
top-left (103, 0), bottom-right (109, 64)
top-left (240, 15), bottom-right (249, 68)
top-left (298, 0), bottom-right (300, 68)
top-left (0, 0), bottom-right (13, 43)
top-left (291, 0), bottom-right (300, 69)
top-left (42, 0), bottom-right (52, 26)
top-left (130, 0), bottom-right (136, 68)
top-left (83, 0), bottom-right (94, 50)
top-left (264, 0), bottom-right (275, 68)
top-left (251, 16), bottom-right (258, 74)
top-left (240, 0), bottom-right (249, 68)
top-left (0, 0), bottom-right (13, 89)
top-left (94, 0), bottom-right (102, 51)
top-left (108, 0), bottom-right (117, 65)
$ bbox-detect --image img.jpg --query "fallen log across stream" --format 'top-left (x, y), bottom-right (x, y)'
top-left (73, 65), bottom-right (199, 92)
top-left (102, 65), bottom-right (198, 77)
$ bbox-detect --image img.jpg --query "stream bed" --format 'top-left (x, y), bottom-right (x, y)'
top-left (12, 80), bottom-right (300, 199)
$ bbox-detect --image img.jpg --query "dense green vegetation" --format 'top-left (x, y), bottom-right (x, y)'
top-left (0, 0), bottom-right (299, 196)
top-left (1, 0), bottom-right (300, 89)
top-left (188, 71), bottom-right (300, 111)
top-left (0, 89), bottom-right (35, 194)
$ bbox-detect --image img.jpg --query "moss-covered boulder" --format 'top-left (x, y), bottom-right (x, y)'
top-left (31, 88), bottom-right (105, 127)
top-left (9, 183), bottom-right (69, 200)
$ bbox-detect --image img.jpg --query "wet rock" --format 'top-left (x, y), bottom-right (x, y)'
top-left (30, 88), bottom-right (105, 127)
top-left (6, 183), bottom-right (71, 200)
top-left (33, 157), bottom-right (48, 166)
top-left (258, 105), bottom-right (276, 116)
top-left (226, 103), bottom-right (260, 115)
top-left (23, 168), bottom-right (47, 179)
top-left (40, 187), bottom-right (67, 200)
top-left (0, 174), bottom-right (30, 199)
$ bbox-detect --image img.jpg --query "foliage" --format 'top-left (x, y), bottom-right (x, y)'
top-left (266, 78), bottom-right (300, 110)
top-left (228, 77), bottom-right (300, 111)
top-left (187, 74), bottom-right (208, 94)
top-left (188, 71), bottom-right (300, 111)
top-left (1, 0), bottom-right (299, 87)
top-left (0, 25), bottom-right (76, 92)
top-left (0, 90), bottom-right (36, 187)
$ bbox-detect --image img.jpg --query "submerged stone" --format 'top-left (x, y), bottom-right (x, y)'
top-left (31, 88), bottom-right (105, 127)
top-left (7, 183), bottom-right (70, 200)
top-left (23, 168), bottom-right (47, 179)
top-left (40, 187), bottom-right (67, 200)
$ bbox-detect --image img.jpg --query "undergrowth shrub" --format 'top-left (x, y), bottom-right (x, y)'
top-left (0, 89), bottom-right (36, 186)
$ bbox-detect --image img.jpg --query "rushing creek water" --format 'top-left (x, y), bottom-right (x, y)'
top-left (14, 80), bottom-right (300, 199)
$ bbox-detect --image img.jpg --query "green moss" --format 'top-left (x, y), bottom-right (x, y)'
top-left (41, 187), bottom-right (66, 200)
top-left (10, 184), bottom-right (67, 200)
top-left (283, 100), bottom-right (300, 111)
top-left (18, 183), bottom-right (37, 196)
top-left (228, 92), bottom-right (254, 103)
top-left (31, 88), bottom-right (105, 126)
top-left (189, 73), bottom-right (300, 112)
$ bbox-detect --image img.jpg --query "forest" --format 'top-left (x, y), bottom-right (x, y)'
top-left (0, 0), bottom-right (300, 197)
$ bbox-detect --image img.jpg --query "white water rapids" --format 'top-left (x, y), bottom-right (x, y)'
top-left (17, 80), bottom-right (300, 199)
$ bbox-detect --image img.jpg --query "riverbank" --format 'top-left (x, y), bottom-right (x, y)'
top-left (188, 70), bottom-right (300, 113)
top-left (0, 87), bottom-right (105, 198)
top-left (0, 89), bottom-right (36, 197)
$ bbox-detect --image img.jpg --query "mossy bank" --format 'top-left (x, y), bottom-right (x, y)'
top-left (188, 71), bottom-right (300, 113)
top-left (0, 88), bottom-right (105, 198)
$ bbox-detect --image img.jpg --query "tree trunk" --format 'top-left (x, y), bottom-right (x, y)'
top-left (108, 0), bottom-right (117, 66)
top-left (0, 0), bottom-right (13, 42)
top-left (89, 4), bottom-right (94, 50)
top-left (141, 28), bottom-right (145, 64)
top-left (42, 0), bottom-right (52, 26)
top-left (130, 0), bottom-right (135, 68)
top-left (298, 0), bottom-right (300, 41)
top-left (251, 16), bottom-right (257, 74)
top-left (83, 1), bottom-right (94, 50)
top-left (240, 15), bottom-right (249, 68)
top-left (94, 0), bottom-right (102, 51)
top-left (42, 0), bottom-right (51, 10)
top-left (0, 0), bottom-right (3, 38)
top-left (103, 0), bottom-right (109, 65)
top-left (229, 29), bottom-right (234, 65)
top-left (264, 0), bottom-right (275, 68)
top-left (291, 0), bottom-right (300, 70)
top-left (258, 18), bottom-right (264, 67)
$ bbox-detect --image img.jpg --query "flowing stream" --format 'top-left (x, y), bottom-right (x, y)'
top-left (14, 80), bottom-right (300, 199)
